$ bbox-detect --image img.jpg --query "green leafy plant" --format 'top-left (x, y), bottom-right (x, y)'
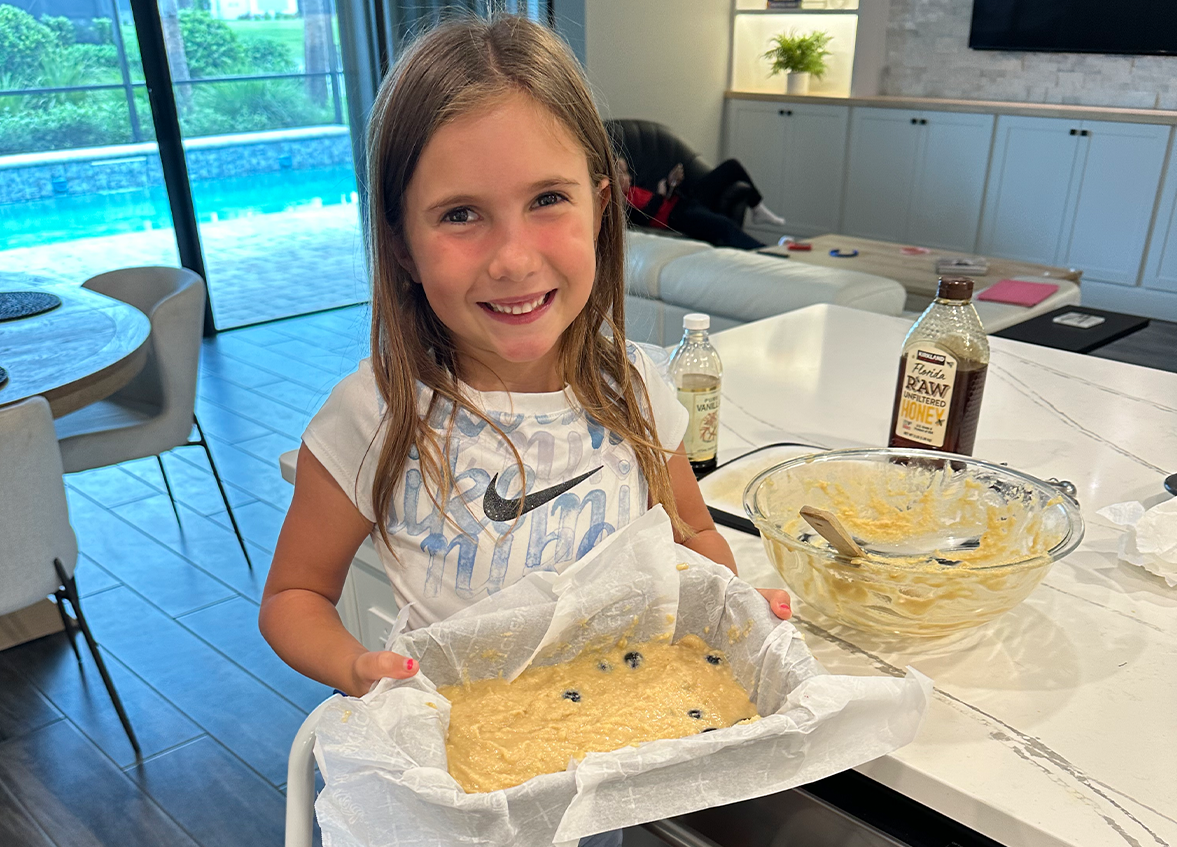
top-left (178, 9), bottom-right (242, 77)
top-left (764, 30), bottom-right (833, 78)
top-left (39, 14), bottom-right (75, 48)
top-left (0, 4), bottom-right (57, 84)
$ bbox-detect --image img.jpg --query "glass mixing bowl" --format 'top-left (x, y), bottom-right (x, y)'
top-left (742, 448), bottom-right (1084, 637)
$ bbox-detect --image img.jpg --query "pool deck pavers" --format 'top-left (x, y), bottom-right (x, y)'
top-left (0, 203), bottom-right (369, 329)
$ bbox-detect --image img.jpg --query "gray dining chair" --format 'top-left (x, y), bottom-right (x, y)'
top-left (53, 267), bottom-right (252, 568)
top-left (0, 396), bottom-right (140, 756)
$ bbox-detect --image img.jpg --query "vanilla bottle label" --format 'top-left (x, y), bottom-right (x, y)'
top-left (678, 378), bottom-right (720, 462)
top-left (894, 344), bottom-right (957, 448)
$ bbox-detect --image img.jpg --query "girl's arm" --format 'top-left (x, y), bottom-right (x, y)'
top-left (665, 444), bottom-right (792, 620)
top-left (259, 444), bottom-right (418, 696)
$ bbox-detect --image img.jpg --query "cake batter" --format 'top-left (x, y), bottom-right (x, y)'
top-left (440, 635), bottom-right (758, 793)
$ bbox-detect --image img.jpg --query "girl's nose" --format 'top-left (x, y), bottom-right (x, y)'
top-left (487, 220), bottom-right (542, 282)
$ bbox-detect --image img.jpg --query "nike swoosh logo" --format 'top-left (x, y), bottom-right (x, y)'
top-left (482, 465), bottom-right (604, 522)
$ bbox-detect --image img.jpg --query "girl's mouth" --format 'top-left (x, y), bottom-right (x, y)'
top-left (479, 290), bottom-right (555, 322)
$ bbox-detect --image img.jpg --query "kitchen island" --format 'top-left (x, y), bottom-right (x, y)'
top-left (701, 304), bottom-right (1176, 847)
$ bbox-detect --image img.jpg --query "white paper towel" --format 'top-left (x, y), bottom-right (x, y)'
top-left (312, 508), bottom-right (932, 846)
top-left (1097, 497), bottom-right (1177, 587)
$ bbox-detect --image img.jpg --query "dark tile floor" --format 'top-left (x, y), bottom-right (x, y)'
top-left (0, 304), bottom-right (1170, 847)
top-left (0, 304), bottom-right (370, 847)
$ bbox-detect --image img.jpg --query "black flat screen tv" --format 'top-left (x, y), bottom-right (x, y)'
top-left (969, 0), bottom-right (1177, 56)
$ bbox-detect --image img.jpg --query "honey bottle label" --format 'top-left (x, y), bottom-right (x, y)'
top-left (894, 344), bottom-right (957, 448)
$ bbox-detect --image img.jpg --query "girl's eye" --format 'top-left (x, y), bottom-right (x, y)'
top-left (442, 207), bottom-right (476, 224)
top-left (535, 191), bottom-right (567, 209)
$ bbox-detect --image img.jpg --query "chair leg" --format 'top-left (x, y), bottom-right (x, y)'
top-left (53, 559), bottom-right (142, 759)
top-left (191, 416), bottom-right (253, 571)
top-left (52, 591), bottom-right (83, 665)
top-left (157, 454), bottom-right (183, 525)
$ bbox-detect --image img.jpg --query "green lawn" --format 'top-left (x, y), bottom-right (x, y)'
top-left (226, 19), bottom-right (306, 70)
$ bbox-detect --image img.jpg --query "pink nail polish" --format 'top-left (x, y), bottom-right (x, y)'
top-left (404, 658), bottom-right (416, 672)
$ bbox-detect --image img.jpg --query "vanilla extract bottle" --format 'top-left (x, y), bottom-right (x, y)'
top-left (888, 277), bottom-right (989, 456)
top-left (669, 313), bottom-right (722, 477)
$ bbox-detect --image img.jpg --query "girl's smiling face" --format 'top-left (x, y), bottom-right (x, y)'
top-left (401, 92), bottom-right (607, 393)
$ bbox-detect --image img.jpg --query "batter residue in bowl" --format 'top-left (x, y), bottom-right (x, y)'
top-left (439, 635), bottom-right (758, 793)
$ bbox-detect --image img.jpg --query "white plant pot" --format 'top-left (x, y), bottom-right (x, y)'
top-left (786, 72), bottom-right (811, 95)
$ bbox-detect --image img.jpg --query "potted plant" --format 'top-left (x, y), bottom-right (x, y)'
top-left (764, 30), bottom-right (833, 95)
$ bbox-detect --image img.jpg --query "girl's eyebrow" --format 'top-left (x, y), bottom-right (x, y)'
top-left (424, 177), bottom-right (583, 213)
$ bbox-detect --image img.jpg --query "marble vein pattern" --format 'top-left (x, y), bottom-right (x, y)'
top-left (705, 305), bottom-right (1177, 847)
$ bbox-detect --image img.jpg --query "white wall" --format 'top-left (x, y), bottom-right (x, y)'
top-left (582, 0), bottom-right (731, 164)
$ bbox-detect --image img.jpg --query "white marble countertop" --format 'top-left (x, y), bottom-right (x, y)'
top-left (705, 304), bottom-right (1177, 847)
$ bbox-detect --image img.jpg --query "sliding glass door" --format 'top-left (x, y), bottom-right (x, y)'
top-left (0, 0), bottom-right (551, 329)
top-left (0, 0), bottom-right (179, 286)
top-left (159, 0), bottom-right (367, 328)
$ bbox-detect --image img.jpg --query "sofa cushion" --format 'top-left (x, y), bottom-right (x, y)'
top-left (624, 230), bottom-right (711, 299)
top-left (657, 248), bottom-right (907, 322)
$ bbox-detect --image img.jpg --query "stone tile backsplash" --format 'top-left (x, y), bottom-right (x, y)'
top-left (882, 0), bottom-right (1177, 110)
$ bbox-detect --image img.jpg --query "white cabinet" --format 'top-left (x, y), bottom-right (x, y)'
top-left (1142, 154), bottom-right (1177, 295)
top-left (336, 540), bottom-right (401, 653)
top-left (980, 115), bottom-right (1170, 285)
top-left (725, 99), bottom-right (849, 237)
top-left (1066, 120), bottom-right (1172, 286)
top-left (842, 107), bottom-right (994, 252)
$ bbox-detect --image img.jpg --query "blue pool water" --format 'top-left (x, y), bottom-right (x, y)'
top-left (1, 166), bottom-right (359, 251)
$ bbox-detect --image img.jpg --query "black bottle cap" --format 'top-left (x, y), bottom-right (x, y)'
top-left (937, 277), bottom-right (974, 301)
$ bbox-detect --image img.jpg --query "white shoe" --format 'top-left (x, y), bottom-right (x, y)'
top-left (750, 203), bottom-right (786, 227)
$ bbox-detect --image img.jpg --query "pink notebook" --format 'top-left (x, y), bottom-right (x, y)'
top-left (976, 279), bottom-right (1059, 307)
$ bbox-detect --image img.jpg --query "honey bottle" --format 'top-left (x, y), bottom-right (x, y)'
top-left (888, 277), bottom-right (989, 456)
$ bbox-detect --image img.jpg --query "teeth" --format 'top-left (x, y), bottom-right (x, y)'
top-left (487, 293), bottom-right (547, 315)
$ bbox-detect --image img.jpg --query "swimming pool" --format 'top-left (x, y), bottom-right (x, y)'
top-left (0, 165), bottom-right (360, 250)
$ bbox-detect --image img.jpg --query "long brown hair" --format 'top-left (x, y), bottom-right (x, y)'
top-left (365, 14), bottom-right (689, 548)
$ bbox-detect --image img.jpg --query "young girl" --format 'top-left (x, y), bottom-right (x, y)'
top-left (260, 13), bottom-right (790, 717)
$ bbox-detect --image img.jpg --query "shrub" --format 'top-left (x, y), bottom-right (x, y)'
top-left (0, 4), bottom-right (56, 84)
top-left (178, 9), bottom-right (241, 77)
top-left (92, 16), bottom-right (112, 44)
top-left (182, 78), bottom-right (331, 137)
top-left (242, 36), bottom-right (295, 73)
top-left (0, 93), bottom-right (132, 155)
top-left (39, 14), bottom-right (75, 48)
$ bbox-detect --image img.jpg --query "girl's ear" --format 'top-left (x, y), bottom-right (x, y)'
top-left (595, 177), bottom-right (611, 236)
top-left (392, 238), bottom-right (421, 283)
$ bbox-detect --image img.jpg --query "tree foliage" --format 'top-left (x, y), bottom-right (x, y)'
top-left (0, 4), bottom-right (57, 84)
top-left (0, 5), bottom-right (326, 155)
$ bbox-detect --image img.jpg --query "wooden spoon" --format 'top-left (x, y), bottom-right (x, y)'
top-left (799, 505), bottom-right (866, 559)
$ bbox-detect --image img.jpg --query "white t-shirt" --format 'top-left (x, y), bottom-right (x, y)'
top-left (303, 344), bottom-right (688, 630)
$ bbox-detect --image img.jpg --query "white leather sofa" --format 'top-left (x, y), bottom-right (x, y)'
top-left (624, 230), bottom-right (907, 346)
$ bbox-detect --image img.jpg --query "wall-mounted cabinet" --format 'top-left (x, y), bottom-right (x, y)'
top-left (725, 99), bottom-right (849, 236)
top-left (841, 108), bottom-right (994, 252)
top-left (978, 115), bottom-right (1170, 286)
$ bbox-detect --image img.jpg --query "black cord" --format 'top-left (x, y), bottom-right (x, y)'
top-left (701, 441), bottom-right (824, 537)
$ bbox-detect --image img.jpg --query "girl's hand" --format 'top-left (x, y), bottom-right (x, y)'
top-left (350, 650), bottom-right (419, 695)
top-left (758, 588), bottom-right (792, 620)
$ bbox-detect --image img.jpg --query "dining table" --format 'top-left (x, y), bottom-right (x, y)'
top-left (692, 303), bottom-right (1177, 847)
top-left (0, 278), bottom-right (151, 417)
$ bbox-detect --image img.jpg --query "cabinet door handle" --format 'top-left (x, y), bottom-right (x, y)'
top-left (1080, 129), bottom-right (1090, 136)
top-left (1069, 128), bottom-right (1078, 135)
top-left (786, 109), bottom-right (793, 116)
top-left (910, 117), bottom-right (918, 125)
top-left (779, 109), bottom-right (785, 115)
top-left (919, 118), bottom-right (928, 125)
